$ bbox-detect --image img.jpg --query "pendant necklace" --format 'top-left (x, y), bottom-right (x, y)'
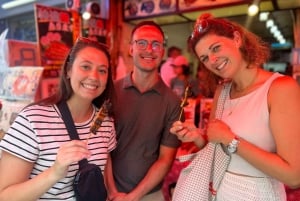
top-left (233, 68), bottom-right (259, 93)
top-left (227, 96), bottom-right (240, 116)
top-left (227, 68), bottom-right (259, 116)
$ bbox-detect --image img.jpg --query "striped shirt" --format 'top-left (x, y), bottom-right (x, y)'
top-left (0, 104), bottom-right (116, 200)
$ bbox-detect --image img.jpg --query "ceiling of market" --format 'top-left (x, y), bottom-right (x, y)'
top-left (0, 0), bottom-right (299, 49)
top-left (124, 0), bottom-right (300, 49)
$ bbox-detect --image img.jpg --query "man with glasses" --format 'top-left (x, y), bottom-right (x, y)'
top-left (106, 21), bottom-right (182, 201)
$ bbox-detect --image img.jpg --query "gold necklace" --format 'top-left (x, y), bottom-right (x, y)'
top-left (227, 97), bottom-right (240, 116)
top-left (228, 68), bottom-right (258, 116)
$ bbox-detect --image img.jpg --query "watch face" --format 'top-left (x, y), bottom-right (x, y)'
top-left (227, 145), bottom-right (236, 153)
top-left (227, 138), bottom-right (239, 154)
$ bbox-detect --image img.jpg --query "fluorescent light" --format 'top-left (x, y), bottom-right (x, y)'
top-left (274, 31), bottom-right (282, 39)
top-left (82, 11), bottom-right (91, 20)
top-left (270, 25), bottom-right (278, 34)
top-left (266, 19), bottom-right (274, 28)
top-left (248, 4), bottom-right (259, 16)
top-left (1, 0), bottom-right (36, 10)
top-left (279, 38), bottom-right (286, 44)
top-left (259, 12), bottom-right (269, 21)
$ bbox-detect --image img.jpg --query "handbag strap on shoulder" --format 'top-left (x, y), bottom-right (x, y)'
top-left (216, 83), bottom-right (231, 119)
top-left (57, 101), bottom-right (88, 167)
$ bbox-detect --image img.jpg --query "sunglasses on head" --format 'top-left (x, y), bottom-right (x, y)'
top-left (188, 18), bottom-right (235, 49)
top-left (75, 36), bottom-right (109, 50)
top-left (188, 19), bottom-right (210, 49)
top-left (191, 19), bottom-right (210, 39)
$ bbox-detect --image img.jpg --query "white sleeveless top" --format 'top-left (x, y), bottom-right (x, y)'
top-left (222, 73), bottom-right (282, 177)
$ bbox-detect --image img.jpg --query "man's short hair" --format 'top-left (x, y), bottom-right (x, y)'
top-left (131, 21), bottom-right (165, 41)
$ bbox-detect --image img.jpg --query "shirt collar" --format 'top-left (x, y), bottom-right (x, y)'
top-left (122, 72), bottom-right (166, 95)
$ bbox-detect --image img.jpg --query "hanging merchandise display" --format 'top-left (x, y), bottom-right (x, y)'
top-left (0, 29), bottom-right (43, 135)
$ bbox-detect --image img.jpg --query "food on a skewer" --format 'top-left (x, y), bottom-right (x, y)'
top-left (178, 85), bottom-right (190, 121)
top-left (87, 99), bottom-right (111, 142)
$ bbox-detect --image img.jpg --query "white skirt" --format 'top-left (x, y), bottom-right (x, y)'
top-left (216, 172), bottom-right (286, 201)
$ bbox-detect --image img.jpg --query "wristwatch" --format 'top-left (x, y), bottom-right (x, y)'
top-left (227, 136), bottom-right (240, 154)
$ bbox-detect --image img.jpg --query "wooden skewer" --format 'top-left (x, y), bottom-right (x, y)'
top-left (178, 85), bottom-right (190, 121)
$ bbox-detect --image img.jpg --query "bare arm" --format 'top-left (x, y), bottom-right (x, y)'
top-left (171, 77), bottom-right (300, 188)
top-left (207, 77), bottom-right (300, 188)
top-left (237, 76), bottom-right (300, 188)
top-left (0, 151), bottom-right (61, 201)
top-left (0, 140), bottom-right (91, 201)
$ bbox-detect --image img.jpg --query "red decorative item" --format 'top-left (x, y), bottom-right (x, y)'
top-left (286, 186), bottom-right (300, 201)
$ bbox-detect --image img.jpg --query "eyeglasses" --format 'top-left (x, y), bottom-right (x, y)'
top-left (133, 39), bottom-right (163, 52)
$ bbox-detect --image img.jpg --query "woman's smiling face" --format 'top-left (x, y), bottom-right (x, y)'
top-left (194, 32), bottom-right (244, 79)
top-left (67, 46), bottom-right (109, 102)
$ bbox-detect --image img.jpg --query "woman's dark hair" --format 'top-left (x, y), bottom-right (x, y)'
top-left (33, 37), bottom-right (115, 114)
top-left (188, 13), bottom-right (270, 67)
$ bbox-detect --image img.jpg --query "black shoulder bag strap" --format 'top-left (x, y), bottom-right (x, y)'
top-left (57, 101), bottom-right (88, 167)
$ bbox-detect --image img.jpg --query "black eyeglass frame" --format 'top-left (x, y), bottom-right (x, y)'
top-left (132, 39), bottom-right (164, 52)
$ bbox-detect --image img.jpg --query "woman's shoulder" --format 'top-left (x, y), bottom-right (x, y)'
top-left (23, 103), bottom-right (54, 110)
top-left (270, 73), bottom-right (299, 90)
top-left (268, 73), bottom-right (300, 102)
top-left (22, 104), bottom-right (56, 116)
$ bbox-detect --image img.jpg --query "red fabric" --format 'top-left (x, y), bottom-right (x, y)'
top-left (162, 160), bottom-right (191, 201)
top-left (286, 186), bottom-right (300, 201)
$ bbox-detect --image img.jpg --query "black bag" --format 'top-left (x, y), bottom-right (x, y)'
top-left (73, 160), bottom-right (107, 201)
top-left (57, 101), bottom-right (107, 201)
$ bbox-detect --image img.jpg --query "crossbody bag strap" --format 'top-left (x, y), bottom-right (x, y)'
top-left (210, 83), bottom-right (232, 200)
top-left (57, 101), bottom-right (88, 167)
top-left (215, 83), bottom-right (231, 119)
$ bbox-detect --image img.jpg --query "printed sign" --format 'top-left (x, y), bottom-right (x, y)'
top-left (0, 98), bottom-right (30, 135)
top-left (124, 0), bottom-right (177, 20)
top-left (35, 4), bottom-right (74, 67)
top-left (178, 0), bottom-right (246, 11)
top-left (82, 16), bottom-right (107, 44)
top-left (7, 40), bottom-right (40, 67)
top-left (0, 66), bottom-right (43, 101)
